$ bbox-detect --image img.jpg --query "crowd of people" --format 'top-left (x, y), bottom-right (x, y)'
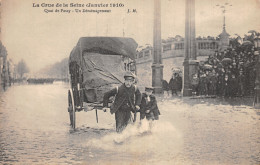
top-left (162, 43), bottom-right (258, 98)
top-left (162, 72), bottom-right (182, 97)
top-left (101, 43), bottom-right (258, 133)
top-left (195, 44), bottom-right (257, 97)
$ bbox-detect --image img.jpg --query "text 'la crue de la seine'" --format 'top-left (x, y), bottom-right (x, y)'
top-left (32, 3), bottom-right (124, 8)
top-left (32, 2), bottom-right (130, 14)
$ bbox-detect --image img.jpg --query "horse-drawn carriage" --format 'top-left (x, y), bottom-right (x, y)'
top-left (68, 37), bottom-right (138, 129)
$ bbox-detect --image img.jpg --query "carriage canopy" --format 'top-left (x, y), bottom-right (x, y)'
top-left (69, 37), bottom-right (138, 65)
top-left (69, 37), bottom-right (138, 102)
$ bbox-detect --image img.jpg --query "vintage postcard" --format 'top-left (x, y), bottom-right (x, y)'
top-left (0, 0), bottom-right (259, 164)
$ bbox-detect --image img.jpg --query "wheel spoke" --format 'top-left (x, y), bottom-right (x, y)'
top-left (68, 90), bottom-right (76, 129)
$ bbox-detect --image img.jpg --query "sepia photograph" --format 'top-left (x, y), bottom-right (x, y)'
top-left (0, 0), bottom-right (260, 164)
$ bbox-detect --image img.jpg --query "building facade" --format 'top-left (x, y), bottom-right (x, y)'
top-left (135, 35), bottom-right (228, 87)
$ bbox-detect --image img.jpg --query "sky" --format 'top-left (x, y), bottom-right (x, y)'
top-left (1, 0), bottom-right (260, 72)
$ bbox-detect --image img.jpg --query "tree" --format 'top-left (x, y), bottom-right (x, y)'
top-left (38, 58), bottom-right (69, 79)
top-left (246, 30), bottom-right (260, 43)
top-left (16, 59), bottom-right (29, 78)
top-left (0, 42), bottom-right (7, 58)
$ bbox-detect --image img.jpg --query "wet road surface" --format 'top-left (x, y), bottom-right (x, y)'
top-left (0, 83), bottom-right (259, 164)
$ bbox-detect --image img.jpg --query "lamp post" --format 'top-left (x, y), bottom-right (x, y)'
top-left (253, 36), bottom-right (260, 108)
top-left (183, 0), bottom-right (198, 96)
top-left (152, 0), bottom-right (163, 94)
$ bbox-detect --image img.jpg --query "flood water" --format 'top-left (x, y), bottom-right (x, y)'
top-left (0, 83), bottom-right (259, 164)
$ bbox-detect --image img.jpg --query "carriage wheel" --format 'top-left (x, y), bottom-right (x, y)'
top-left (68, 89), bottom-right (76, 129)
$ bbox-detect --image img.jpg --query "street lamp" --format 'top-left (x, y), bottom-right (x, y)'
top-left (215, 3), bottom-right (232, 29)
top-left (216, 3), bottom-right (232, 51)
top-left (253, 36), bottom-right (260, 108)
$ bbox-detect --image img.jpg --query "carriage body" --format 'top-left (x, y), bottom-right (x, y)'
top-left (67, 37), bottom-right (138, 129)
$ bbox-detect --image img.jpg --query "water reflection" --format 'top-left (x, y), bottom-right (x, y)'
top-left (0, 84), bottom-right (259, 164)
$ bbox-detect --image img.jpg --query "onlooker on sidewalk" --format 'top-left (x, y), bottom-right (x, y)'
top-left (230, 74), bottom-right (238, 97)
top-left (237, 70), bottom-right (245, 96)
top-left (169, 74), bottom-right (178, 96)
top-left (191, 73), bottom-right (199, 96)
top-left (162, 79), bottom-right (169, 98)
top-left (223, 74), bottom-right (231, 97)
top-left (198, 73), bottom-right (207, 96)
top-left (175, 73), bottom-right (182, 96)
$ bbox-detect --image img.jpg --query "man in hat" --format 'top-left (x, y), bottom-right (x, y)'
top-left (169, 73), bottom-right (178, 96)
top-left (162, 79), bottom-right (169, 98)
top-left (237, 70), bottom-right (245, 96)
top-left (103, 71), bottom-right (141, 132)
top-left (140, 86), bottom-right (160, 121)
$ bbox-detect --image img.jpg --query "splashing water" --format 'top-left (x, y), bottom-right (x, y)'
top-left (1, 84), bottom-right (258, 164)
top-left (85, 119), bottom-right (183, 162)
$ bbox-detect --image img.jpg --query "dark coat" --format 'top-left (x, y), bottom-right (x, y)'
top-left (223, 78), bottom-right (231, 96)
top-left (169, 78), bottom-right (178, 91)
top-left (162, 80), bottom-right (169, 91)
top-left (175, 76), bottom-right (182, 91)
top-left (198, 77), bottom-right (207, 95)
top-left (103, 84), bottom-right (142, 114)
top-left (229, 77), bottom-right (238, 96)
top-left (140, 93), bottom-right (160, 120)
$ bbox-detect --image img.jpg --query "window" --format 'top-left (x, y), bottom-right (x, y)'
top-left (210, 43), bottom-right (213, 49)
top-left (181, 43), bottom-right (184, 49)
top-left (163, 44), bottom-right (171, 52)
top-left (144, 50), bottom-right (150, 57)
